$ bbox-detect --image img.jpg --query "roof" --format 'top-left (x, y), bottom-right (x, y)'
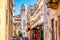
top-left (14, 19), bottom-right (21, 21)
top-left (13, 16), bottom-right (21, 18)
top-left (13, 15), bottom-right (21, 21)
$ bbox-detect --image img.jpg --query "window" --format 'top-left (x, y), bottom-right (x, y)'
top-left (51, 19), bottom-right (54, 40)
top-left (19, 23), bottom-right (21, 26)
top-left (32, 29), bottom-right (36, 39)
top-left (23, 20), bottom-right (26, 29)
top-left (56, 21), bottom-right (57, 40)
top-left (31, 9), bottom-right (33, 11)
top-left (31, 13), bottom-right (34, 16)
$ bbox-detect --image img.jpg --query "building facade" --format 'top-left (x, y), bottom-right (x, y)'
top-left (0, 0), bottom-right (7, 40)
top-left (47, 8), bottom-right (57, 40)
top-left (27, 5), bottom-right (35, 40)
top-left (13, 16), bottom-right (21, 36)
top-left (20, 3), bottom-right (28, 37)
top-left (46, 0), bottom-right (60, 40)
top-left (0, 0), bottom-right (13, 40)
top-left (29, 0), bottom-right (44, 40)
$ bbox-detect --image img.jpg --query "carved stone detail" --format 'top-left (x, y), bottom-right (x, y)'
top-left (46, 0), bottom-right (58, 9)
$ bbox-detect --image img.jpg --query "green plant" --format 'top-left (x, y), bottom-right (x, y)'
top-left (14, 22), bottom-right (19, 27)
top-left (14, 22), bottom-right (19, 30)
top-left (14, 22), bottom-right (19, 35)
top-left (18, 31), bottom-right (22, 37)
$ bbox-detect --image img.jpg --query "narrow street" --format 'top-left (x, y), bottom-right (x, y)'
top-left (0, 0), bottom-right (60, 40)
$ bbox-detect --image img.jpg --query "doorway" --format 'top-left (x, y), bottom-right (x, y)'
top-left (40, 25), bottom-right (44, 40)
top-left (51, 19), bottom-right (54, 40)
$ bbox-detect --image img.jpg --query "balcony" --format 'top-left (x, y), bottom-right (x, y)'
top-left (30, 14), bottom-right (41, 26)
top-left (31, 15), bottom-right (44, 28)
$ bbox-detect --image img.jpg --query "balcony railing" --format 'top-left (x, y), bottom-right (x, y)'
top-left (31, 14), bottom-right (41, 26)
top-left (32, 0), bottom-right (42, 18)
top-left (30, 0), bottom-right (44, 27)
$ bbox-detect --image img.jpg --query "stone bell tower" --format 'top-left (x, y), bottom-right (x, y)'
top-left (20, 3), bottom-right (28, 37)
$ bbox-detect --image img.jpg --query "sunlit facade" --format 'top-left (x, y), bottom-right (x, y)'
top-left (29, 0), bottom-right (44, 40)
top-left (13, 16), bottom-right (21, 36)
top-left (27, 5), bottom-right (35, 40)
top-left (0, 0), bottom-right (7, 40)
top-left (46, 0), bottom-right (60, 40)
top-left (0, 0), bottom-right (13, 40)
top-left (20, 3), bottom-right (28, 37)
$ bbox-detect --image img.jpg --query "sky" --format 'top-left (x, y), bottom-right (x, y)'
top-left (13, 0), bottom-right (37, 16)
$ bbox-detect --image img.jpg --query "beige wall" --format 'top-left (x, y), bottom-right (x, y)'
top-left (56, 3), bottom-right (60, 40)
top-left (0, 0), bottom-right (13, 40)
top-left (48, 3), bottom-right (60, 40)
top-left (47, 8), bottom-right (59, 40)
top-left (0, 0), bottom-right (7, 40)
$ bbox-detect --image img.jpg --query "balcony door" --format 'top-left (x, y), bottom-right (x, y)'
top-left (51, 19), bottom-right (54, 40)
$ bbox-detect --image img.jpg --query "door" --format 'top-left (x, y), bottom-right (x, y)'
top-left (51, 19), bottom-right (54, 40)
top-left (40, 25), bottom-right (44, 40)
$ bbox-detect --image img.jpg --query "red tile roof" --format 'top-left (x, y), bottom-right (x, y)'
top-left (13, 15), bottom-right (21, 21)
top-left (13, 16), bottom-right (21, 18)
top-left (14, 19), bottom-right (21, 21)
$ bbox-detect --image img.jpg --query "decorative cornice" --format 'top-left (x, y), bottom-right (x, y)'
top-left (46, 0), bottom-right (59, 9)
top-left (47, 2), bottom-right (58, 9)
